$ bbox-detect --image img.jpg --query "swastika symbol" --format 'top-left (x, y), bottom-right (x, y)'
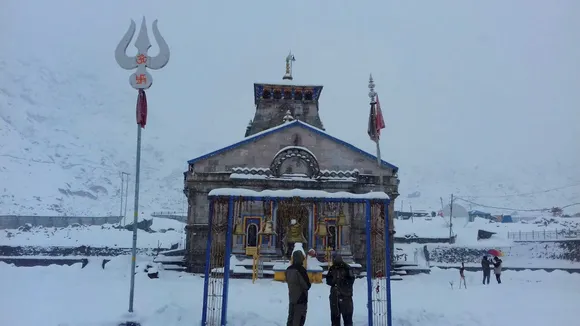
top-left (136, 74), bottom-right (147, 84)
top-left (136, 54), bottom-right (147, 64)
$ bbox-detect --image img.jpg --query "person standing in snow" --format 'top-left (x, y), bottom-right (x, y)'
top-left (326, 253), bottom-right (355, 326)
top-left (285, 250), bottom-right (311, 326)
top-left (459, 262), bottom-right (467, 289)
top-left (493, 256), bottom-right (502, 284)
top-left (481, 256), bottom-right (491, 285)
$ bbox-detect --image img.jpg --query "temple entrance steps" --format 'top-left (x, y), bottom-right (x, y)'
top-left (392, 261), bottom-right (431, 277)
top-left (153, 248), bottom-right (187, 272)
top-left (230, 254), bottom-right (369, 279)
top-left (153, 250), bottom-right (426, 279)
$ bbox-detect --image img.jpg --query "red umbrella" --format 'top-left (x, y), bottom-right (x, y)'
top-left (487, 249), bottom-right (504, 257)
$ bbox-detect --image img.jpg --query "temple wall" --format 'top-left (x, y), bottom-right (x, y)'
top-left (183, 122), bottom-right (400, 271)
top-left (248, 100), bottom-right (323, 135)
top-left (190, 125), bottom-right (396, 178)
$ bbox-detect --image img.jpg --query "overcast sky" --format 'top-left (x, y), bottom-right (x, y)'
top-left (1, 0), bottom-right (579, 207)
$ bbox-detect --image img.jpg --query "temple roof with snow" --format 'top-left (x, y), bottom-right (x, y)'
top-left (188, 119), bottom-right (398, 173)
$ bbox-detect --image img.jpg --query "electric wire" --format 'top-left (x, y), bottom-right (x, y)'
top-left (455, 197), bottom-right (580, 213)
top-left (461, 182), bottom-right (580, 199)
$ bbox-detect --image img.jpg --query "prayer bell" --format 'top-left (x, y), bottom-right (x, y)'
top-left (337, 210), bottom-right (349, 226)
top-left (259, 219), bottom-right (277, 235)
top-left (315, 219), bottom-right (328, 237)
top-left (233, 219), bottom-right (245, 236)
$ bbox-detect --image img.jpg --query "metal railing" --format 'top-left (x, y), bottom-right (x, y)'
top-left (507, 229), bottom-right (580, 241)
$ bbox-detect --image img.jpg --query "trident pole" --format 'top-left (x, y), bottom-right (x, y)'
top-left (128, 125), bottom-right (142, 312)
top-left (115, 17), bottom-right (170, 314)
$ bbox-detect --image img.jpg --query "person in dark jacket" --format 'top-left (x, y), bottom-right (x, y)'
top-left (459, 262), bottom-right (466, 289)
top-left (493, 256), bottom-right (502, 284)
top-left (326, 253), bottom-right (355, 326)
top-left (285, 250), bottom-right (311, 326)
top-left (481, 256), bottom-right (491, 285)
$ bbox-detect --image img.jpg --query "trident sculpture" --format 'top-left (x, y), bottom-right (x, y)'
top-left (114, 17), bottom-right (170, 315)
top-left (115, 17), bottom-right (170, 89)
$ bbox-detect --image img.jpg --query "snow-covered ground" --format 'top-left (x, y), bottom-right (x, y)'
top-left (1, 257), bottom-right (578, 326)
top-left (0, 217), bottom-right (185, 248)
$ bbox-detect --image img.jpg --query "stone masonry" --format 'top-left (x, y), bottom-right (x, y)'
top-left (183, 81), bottom-right (400, 273)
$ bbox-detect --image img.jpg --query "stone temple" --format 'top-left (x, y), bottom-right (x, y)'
top-left (183, 65), bottom-right (400, 274)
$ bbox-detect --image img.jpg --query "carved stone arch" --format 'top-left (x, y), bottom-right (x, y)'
top-left (270, 147), bottom-right (320, 178)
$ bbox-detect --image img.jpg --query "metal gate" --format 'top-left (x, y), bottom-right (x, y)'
top-left (201, 197), bottom-right (234, 326)
top-left (365, 200), bottom-right (393, 326)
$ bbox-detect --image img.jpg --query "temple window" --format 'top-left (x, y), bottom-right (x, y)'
top-left (262, 89), bottom-right (271, 99)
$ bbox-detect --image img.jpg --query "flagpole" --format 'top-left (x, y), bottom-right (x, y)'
top-left (368, 74), bottom-right (384, 187)
top-left (375, 138), bottom-right (383, 186)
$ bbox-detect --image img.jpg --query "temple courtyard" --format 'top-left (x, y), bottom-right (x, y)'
top-left (1, 256), bottom-right (578, 326)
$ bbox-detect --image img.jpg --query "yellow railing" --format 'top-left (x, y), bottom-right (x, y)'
top-left (252, 235), bottom-right (263, 283)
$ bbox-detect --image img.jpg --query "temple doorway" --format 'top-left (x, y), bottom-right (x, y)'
top-left (327, 225), bottom-right (337, 250)
top-left (276, 202), bottom-right (309, 258)
top-left (246, 223), bottom-right (258, 247)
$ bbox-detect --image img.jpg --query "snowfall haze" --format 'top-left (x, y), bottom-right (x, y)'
top-left (0, 0), bottom-right (579, 216)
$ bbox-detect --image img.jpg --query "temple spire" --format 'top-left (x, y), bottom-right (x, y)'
top-left (368, 74), bottom-right (377, 102)
top-left (282, 51), bottom-right (296, 81)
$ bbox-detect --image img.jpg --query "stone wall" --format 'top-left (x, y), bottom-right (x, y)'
top-left (0, 245), bottom-right (161, 257)
top-left (190, 125), bottom-right (397, 178)
top-left (0, 215), bottom-right (122, 230)
top-left (426, 240), bottom-right (580, 265)
top-left (248, 99), bottom-right (323, 135)
top-left (183, 122), bottom-right (400, 271)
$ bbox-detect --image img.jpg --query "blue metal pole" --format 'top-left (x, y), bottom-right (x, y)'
top-left (365, 200), bottom-right (373, 326)
top-left (221, 197), bottom-right (235, 325)
top-left (200, 199), bottom-right (215, 326)
top-left (385, 200), bottom-right (393, 326)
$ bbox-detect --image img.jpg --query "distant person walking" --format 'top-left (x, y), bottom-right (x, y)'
top-left (459, 262), bottom-right (467, 289)
top-left (326, 253), bottom-right (355, 326)
top-left (481, 256), bottom-right (491, 285)
top-left (493, 256), bottom-right (503, 284)
top-left (285, 250), bottom-right (311, 326)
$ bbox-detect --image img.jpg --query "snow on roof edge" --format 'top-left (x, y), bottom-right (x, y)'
top-left (208, 188), bottom-right (389, 200)
top-left (186, 119), bottom-right (399, 171)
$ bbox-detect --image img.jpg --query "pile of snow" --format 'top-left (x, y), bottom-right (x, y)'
top-left (0, 217), bottom-right (185, 248)
top-left (104, 255), bottom-right (163, 278)
top-left (1, 262), bottom-right (579, 325)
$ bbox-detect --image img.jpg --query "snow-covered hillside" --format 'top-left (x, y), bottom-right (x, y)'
top-left (1, 0), bottom-right (578, 216)
top-left (0, 217), bottom-right (186, 248)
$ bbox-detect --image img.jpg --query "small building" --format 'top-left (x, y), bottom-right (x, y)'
top-left (183, 64), bottom-right (400, 273)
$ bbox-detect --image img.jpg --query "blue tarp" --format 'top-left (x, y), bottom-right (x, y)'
top-left (501, 215), bottom-right (513, 223)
